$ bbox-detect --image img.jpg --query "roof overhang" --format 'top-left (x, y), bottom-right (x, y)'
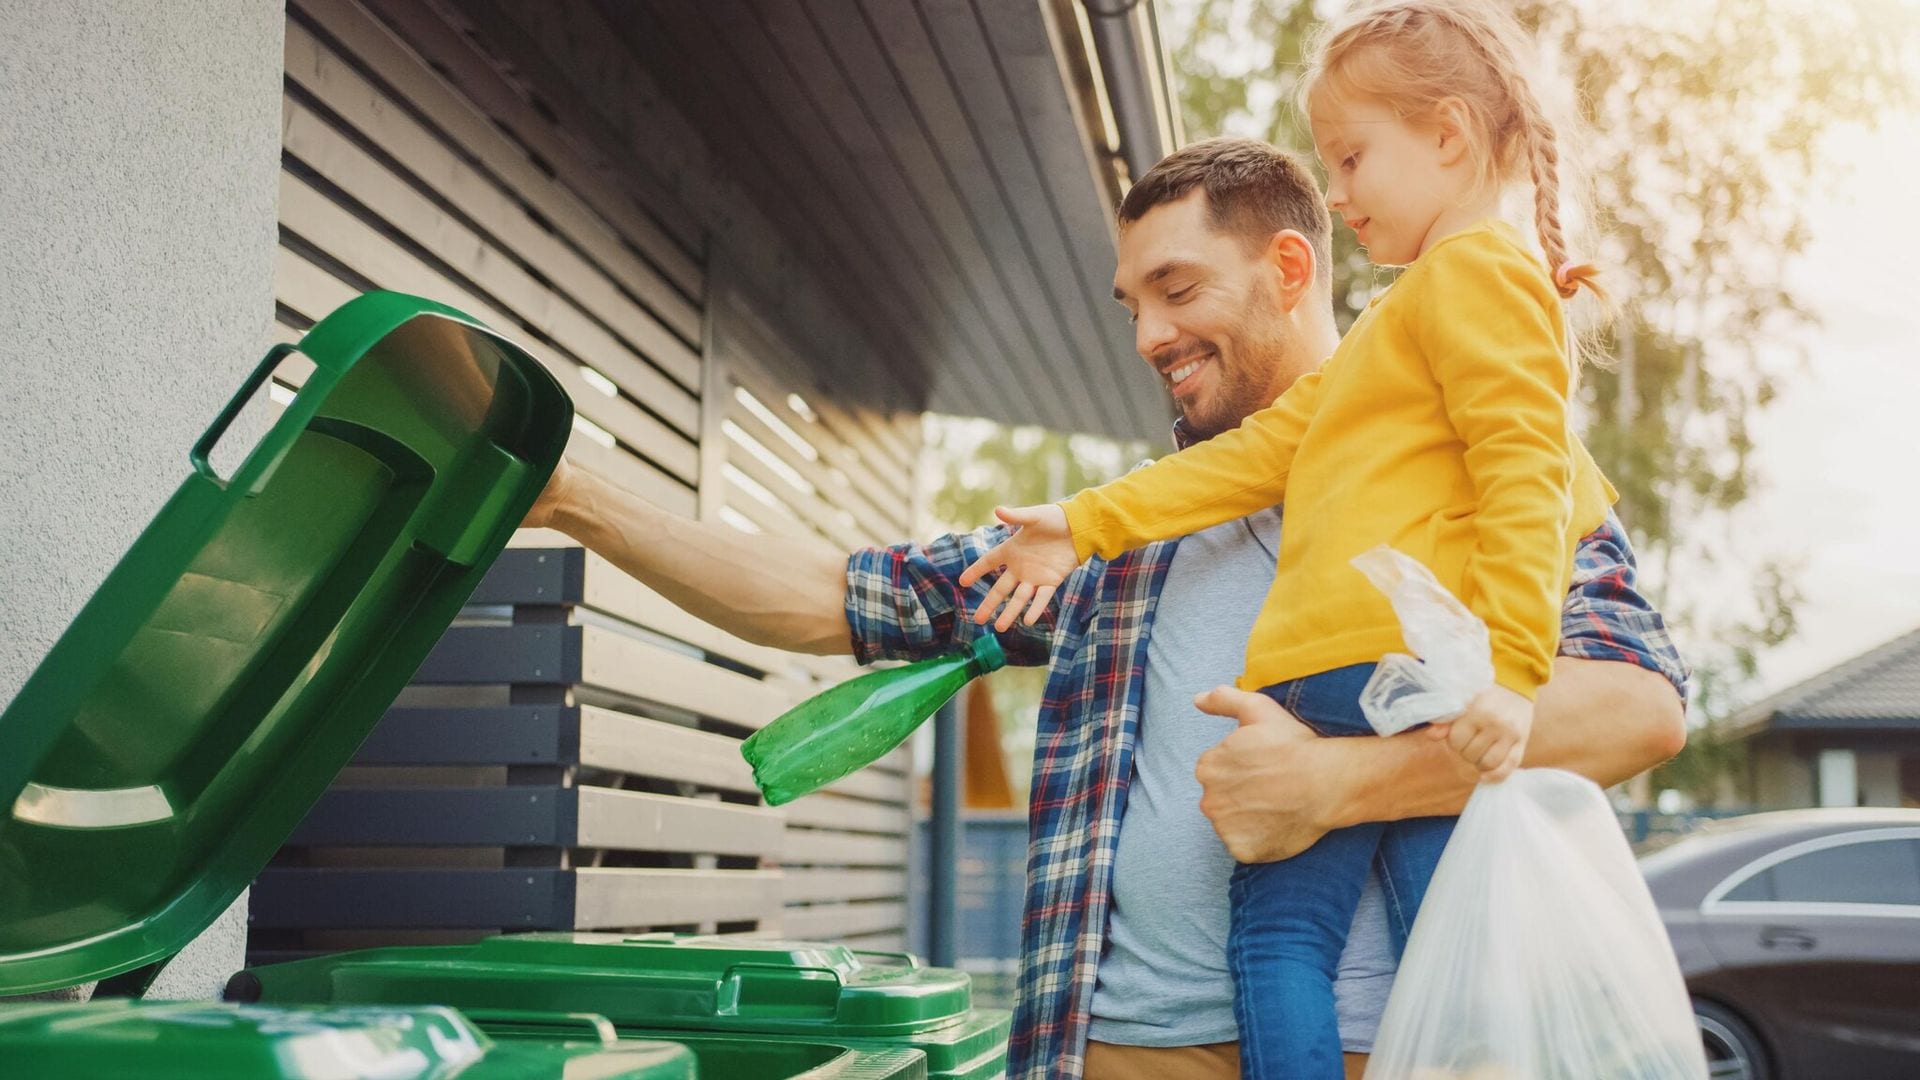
top-left (603, 0), bottom-right (1183, 440)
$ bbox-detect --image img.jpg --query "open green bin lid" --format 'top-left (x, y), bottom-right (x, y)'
top-left (0, 1000), bottom-right (696, 1079)
top-left (0, 292), bottom-right (573, 996)
top-left (233, 932), bottom-right (1010, 1075)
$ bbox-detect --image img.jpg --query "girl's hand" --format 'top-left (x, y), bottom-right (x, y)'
top-left (1427, 684), bottom-right (1532, 782)
top-left (957, 504), bottom-right (1081, 631)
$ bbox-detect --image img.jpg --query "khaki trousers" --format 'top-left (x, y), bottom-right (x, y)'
top-left (1083, 1040), bottom-right (1239, 1079)
top-left (1082, 1041), bottom-right (1369, 1079)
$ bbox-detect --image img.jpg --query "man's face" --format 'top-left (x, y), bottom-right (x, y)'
top-left (1112, 192), bottom-right (1310, 439)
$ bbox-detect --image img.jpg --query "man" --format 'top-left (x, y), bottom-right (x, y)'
top-left (524, 138), bottom-right (1688, 1080)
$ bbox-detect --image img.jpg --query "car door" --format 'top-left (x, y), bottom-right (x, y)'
top-left (1701, 831), bottom-right (1920, 1079)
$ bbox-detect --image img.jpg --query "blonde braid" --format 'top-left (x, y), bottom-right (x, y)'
top-left (1508, 76), bottom-right (1599, 300)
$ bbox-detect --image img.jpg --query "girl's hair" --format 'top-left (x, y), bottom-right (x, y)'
top-left (1300, 0), bottom-right (1602, 304)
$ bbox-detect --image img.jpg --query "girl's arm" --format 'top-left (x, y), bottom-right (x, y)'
top-left (957, 374), bottom-right (1324, 629)
top-left (1060, 367), bottom-right (1326, 562)
top-left (1415, 233), bottom-right (1579, 701)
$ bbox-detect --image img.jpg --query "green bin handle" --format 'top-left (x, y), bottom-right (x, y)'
top-left (850, 948), bottom-right (922, 971)
top-left (459, 1008), bottom-right (618, 1044)
top-left (189, 342), bottom-right (302, 483)
top-left (719, 963), bottom-right (845, 1019)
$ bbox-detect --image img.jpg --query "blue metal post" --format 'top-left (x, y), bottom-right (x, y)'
top-left (929, 698), bottom-right (961, 967)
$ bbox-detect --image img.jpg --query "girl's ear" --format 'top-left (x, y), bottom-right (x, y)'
top-left (1433, 96), bottom-right (1473, 168)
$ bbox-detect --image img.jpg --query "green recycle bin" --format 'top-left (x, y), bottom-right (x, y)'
top-left (0, 999), bottom-right (697, 1079)
top-left (230, 932), bottom-right (1011, 1080)
top-left (0, 292), bottom-right (942, 1079)
top-left (0, 291), bottom-right (572, 1000)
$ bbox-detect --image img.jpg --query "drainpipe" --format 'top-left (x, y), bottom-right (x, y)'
top-left (928, 698), bottom-right (961, 967)
top-left (1079, 0), bottom-right (1179, 183)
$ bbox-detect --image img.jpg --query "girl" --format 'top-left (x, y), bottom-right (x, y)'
top-left (956, 1), bottom-right (1615, 1075)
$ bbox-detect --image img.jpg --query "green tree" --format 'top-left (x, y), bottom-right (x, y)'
top-left (1164, 0), bottom-right (1917, 802)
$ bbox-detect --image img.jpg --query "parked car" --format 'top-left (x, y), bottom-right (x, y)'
top-left (1640, 808), bottom-right (1920, 1079)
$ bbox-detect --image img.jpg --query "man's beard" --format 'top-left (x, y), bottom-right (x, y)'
top-left (1180, 309), bottom-right (1283, 441)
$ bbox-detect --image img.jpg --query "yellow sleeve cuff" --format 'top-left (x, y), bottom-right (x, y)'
top-left (1492, 655), bottom-right (1545, 702)
top-left (1060, 493), bottom-right (1102, 563)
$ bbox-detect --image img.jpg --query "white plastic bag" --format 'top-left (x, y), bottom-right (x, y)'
top-left (1351, 546), bottom-right (1494, 736)
top-left (1349, 546), bottom-right (1707, 1079)
top-left (1364, 769), bottom-right (1707, 1079)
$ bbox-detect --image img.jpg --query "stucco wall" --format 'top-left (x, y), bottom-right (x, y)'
top-left (1, 0), bottom-right (284, 999)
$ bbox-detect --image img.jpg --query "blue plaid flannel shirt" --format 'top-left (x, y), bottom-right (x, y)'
top-left (845, 471), bottom-right (1687, 1080)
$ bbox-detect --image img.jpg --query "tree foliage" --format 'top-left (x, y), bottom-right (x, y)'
top-left (1164, 0), bottom-right (1916, 800)
top-left (929, 0), bottom-right (1918, 803)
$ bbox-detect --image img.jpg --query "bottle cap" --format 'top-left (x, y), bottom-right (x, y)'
top-left (969, 632), bottom-right (1007, 674)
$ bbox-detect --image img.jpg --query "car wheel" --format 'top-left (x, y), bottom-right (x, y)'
top-left (1695, 998), bottom-right (1770, 1080)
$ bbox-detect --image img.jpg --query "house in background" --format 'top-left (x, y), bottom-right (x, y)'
top-left (3, 0), bottom-right (1182, 996)
top-left (1728, 626), bottom-right (1920, 810)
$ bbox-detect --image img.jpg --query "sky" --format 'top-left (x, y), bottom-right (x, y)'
top-left (1727, 110), bottom-right (1920, 696)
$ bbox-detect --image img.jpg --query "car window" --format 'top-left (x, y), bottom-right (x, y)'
top-left (1723, 838), bottom-right (1920, 906)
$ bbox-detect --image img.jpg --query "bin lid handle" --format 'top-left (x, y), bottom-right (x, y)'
top-left (459, 1009), bottom-right (618, 1045)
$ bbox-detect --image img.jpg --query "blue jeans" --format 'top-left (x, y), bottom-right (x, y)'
top-left (1228, 663), bottom-right (1457, 1080)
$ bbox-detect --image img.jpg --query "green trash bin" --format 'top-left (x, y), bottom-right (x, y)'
top-left (0, 291), bottom-right (572, 1000)
top-left (0, 292), bottom-right (943, 1080)
top-left (232, 932), bottom-right (1011, 1079)
top-left (0, 999), bottom-right (697, 1079)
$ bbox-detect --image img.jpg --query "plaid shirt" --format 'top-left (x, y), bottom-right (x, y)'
top-left (844, 445), bottom-right (1688, 1080)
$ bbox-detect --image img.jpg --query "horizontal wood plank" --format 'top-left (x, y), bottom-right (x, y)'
top-left (577, 706), bottom-right (755, 792)
top-left (823, 766), bottom-right (913, 804)
top-left (574, 867), bottom-right (782, 928)
top-left (275, 244), bottom-right (361, 324)
top-left (580, 626), bottom-right (788, 729)
top-left (721, 424), bottom-right (869, 552)
top-left (576, 787), bottom-right (783, 856)
top-left (778, 902), bottom-right (906, 941)
top-left (294, 0), bottom-right (705, 343)
top-left (720, 341), bottom-right (914, 512)
top-left (779, 830), bottom-right (908, 867)
top-left (276, 164), bottom-right (701, 460)
top-left (342, 0), bottom-right (705, 307)
top-left (279, 96), bottom-right (703, 469)
top-left (780, 868), bottom-right (907, 905)
top-left (781, 794), bottom-right (911, 835)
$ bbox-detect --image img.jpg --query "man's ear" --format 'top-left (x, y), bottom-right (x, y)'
top-left (1265, 230), bottom-right (1319, 313)
top-left (1433, 96), bottom-right (1472, 168)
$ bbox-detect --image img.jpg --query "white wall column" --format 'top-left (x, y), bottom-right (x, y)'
top-left (1817, 748), bottom-right (1860, 809)
top-left (1, 0), bottom-right (285, 1000)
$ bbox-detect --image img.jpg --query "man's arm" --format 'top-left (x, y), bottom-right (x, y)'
top-left (1194, 657), bottom-right (1685, 863)
top-left (528, 459), bottom-right (855, 655)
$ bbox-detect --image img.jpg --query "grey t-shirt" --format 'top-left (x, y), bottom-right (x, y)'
top-left (1087, 508), bottom-right (1397, 1052)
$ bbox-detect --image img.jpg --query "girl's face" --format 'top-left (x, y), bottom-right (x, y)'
top-left (1311, 95), bottom-right (1480, 267)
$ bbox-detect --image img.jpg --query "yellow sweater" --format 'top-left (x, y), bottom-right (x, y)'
top-left (1062, 221), bottom-right (1615, 699)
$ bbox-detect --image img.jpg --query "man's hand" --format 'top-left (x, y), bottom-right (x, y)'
top-left (1192, 686), bottom-right (1341, 863)
top-left (1191, 659), bottom-right (1684, 859)
top-left (522, 455), bottom-right (576, 531)
top-left (1428, 683), bottom-right (1531, 782)
top-left (956, 504), bottom-right (1081, 631)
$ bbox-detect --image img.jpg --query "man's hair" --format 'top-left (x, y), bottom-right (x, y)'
top-left (1119, 137), bottom-right (1332, 285)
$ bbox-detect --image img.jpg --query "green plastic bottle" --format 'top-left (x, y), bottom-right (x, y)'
top-left (742, 634), bottom-right (1007, 806)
